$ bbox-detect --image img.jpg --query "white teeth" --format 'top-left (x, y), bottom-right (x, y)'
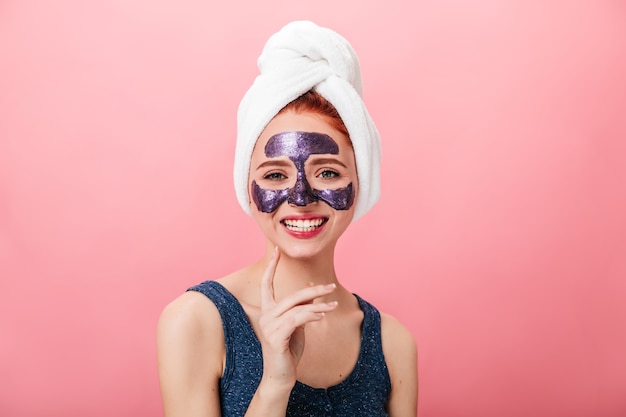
top-left (283, 218), bottom-right (325, 232)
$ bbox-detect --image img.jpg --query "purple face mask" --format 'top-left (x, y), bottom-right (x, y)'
top-left (251, 131), bottom-right (354, 213)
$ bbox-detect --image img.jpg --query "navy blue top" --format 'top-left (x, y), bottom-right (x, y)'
top-left (188, 280), bottom-right (391, 417)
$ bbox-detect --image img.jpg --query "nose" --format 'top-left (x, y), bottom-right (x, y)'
top-left (288, 172), bottom-right (318, 206)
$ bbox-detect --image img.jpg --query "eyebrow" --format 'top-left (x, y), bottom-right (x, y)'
top-left (308, 157), bottom-right (348, 169)
top-left (255, 160), bottom-right (293, 170)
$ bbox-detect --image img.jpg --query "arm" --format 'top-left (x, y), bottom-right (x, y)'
top-left (157, 291), bottom-right (224, 417)
top-left (381, 313), bottom-right (418, 417)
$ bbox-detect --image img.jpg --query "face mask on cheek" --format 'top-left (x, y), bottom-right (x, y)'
top-left (251, 131), bottom-right (355, 213)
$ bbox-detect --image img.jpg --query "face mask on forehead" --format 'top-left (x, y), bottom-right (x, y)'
top-left (251, 131), bottom-right (355, 213)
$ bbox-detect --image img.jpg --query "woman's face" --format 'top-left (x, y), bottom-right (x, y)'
top-left (249, 110), bottom-right (358, 258)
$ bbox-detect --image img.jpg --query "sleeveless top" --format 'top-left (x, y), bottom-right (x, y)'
top-left (187, 280), bottom-right (391, 417)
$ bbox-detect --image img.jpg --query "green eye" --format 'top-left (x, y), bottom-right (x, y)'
top-left (319, 170), bottom-right (339, 179)
top-left (264, 172), bottom-right (286, 180)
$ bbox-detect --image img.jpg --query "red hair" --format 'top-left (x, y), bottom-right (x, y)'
top-left (278, 90), bottom-right (350, 139)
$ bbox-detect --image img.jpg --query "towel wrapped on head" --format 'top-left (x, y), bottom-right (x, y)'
top-left (234, 20), bottom-right (381, 221)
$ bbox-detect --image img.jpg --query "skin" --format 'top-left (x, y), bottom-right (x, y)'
top-left (157, 111), bottom-right (418, 417)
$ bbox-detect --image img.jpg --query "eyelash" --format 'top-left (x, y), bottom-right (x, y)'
top-left (262, 169), bottom-right (340, 181)
top-left (263, 172), bottom-right (287, 181)
top-left (318, 169), bottom-right (339, 179)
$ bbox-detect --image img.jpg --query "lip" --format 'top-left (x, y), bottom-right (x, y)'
top-left (280, 214), bottom-right (329, 239)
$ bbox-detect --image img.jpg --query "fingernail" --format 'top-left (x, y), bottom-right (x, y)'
top-left (327, 301), bottom-right (338, 307)
top-left (324, 283), bottom-right (337, 290)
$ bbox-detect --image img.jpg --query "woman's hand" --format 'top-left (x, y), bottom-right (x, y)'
top-left (257, 247), bottom-right (338, 389)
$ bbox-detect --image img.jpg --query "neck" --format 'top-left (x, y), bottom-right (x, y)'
top-left (260, 242), bottom-right (338, 302)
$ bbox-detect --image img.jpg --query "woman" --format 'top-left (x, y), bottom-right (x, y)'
top-left (157, 21), bottom-right (417, 416)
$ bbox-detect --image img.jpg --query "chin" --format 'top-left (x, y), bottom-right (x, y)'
top-left (277, 241), bottom-right (333, 260)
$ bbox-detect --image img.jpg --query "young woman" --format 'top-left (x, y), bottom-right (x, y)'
top-left (157, 21), bottom-right (417, 417)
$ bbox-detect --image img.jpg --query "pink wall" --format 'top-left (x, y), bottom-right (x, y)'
top-left (1, 1), bottom-right (625, 416)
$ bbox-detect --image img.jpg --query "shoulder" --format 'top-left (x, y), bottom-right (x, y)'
top-left (380, 312), bottom-right (417, 357)
top-left (157, 289), bottom-right (225, 381)
top-left (158, 289), bottom-right (223, 341)
top-left (359, 298), bottom-right (416, 359)
top-left (380, 311), bottom-right (418, 416)
top-left (157, 289), bottom-right (225, 416)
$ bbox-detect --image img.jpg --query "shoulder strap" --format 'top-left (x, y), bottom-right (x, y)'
top-left (187, 281), bottom-right (261, 392)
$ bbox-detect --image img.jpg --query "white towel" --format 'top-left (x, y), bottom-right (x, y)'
top-left (234, 20), bottom-right (381, 221)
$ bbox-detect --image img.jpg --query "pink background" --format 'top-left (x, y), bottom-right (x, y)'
top-left (1, 1), bottom-right (625, 416)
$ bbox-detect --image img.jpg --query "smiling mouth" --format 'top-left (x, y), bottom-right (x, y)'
top-left (282, 218), bottom-right (328, 233)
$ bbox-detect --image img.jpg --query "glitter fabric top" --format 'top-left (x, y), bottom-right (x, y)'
top-left (187, 280), bottom-right (391, 416)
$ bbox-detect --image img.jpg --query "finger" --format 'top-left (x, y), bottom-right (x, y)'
top-left (260, 246), bottom-right (280, 309)
top-left (272, 283), bottom-right (337, 317)
top-left (263, 301), bottom-right (339, 342)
